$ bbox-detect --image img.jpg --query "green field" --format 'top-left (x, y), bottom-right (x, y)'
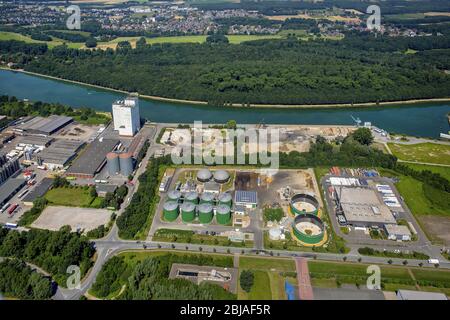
top-left (395, 175), bottom-right (449, 217)
top-left (403, 163), bottom-right (450, 180)
top-left (239, 257), bottom-right (296, 272)
top-left (0, 31), bottom-right (84, 49)
top-left (45, 187), bottom-right (98, 207)
top-left (308, 260), bottom-right (450, 294)
top-left (388, 142), bottom-right (450, 165)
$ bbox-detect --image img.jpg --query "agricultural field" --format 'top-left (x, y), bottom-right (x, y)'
top-left (238, 257), bottom-right (297, 300)
top-left (387, 142), bottom-right (450, 165)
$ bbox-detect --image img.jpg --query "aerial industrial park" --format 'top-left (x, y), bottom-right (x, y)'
top-left (0, 91), bottom-right (448, 302)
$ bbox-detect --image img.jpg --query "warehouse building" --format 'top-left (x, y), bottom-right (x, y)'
top-left (14, 115), bottom-right (73, 136)
top-left (0, 178), bottom-right (26, 206)
top-left (19, 136), bottom-right (53, 149)
top-left (95, 184), bottom-right (118, 197)
top-left (337, 187), bottom-right (396, 227)
top-left (34, 139), bottom-right (84, 170)
top-left (65, 138), bottom-right (120, 179)
top-left (396, 290), bottom-right (447, 300)
top-left (22, 177), bottom-right (53, 206)
top-left (384, 224), bottom-right (412, 241)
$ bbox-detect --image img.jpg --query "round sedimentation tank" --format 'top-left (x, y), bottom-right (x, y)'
top-left (216, 204), bottom-right (231, 225)
top-left (292, 213), bottom-right (325, 245)
top-left (119, 152), bottom-right (134, 177)
top-left (218, 192), bottom-right (232, 207)
top-left (163, 201), bottom-right (179, 221)
top-left (290, 193), bottom-right (319, 216)
top-left (181, 202), bottom-right (196, 222)
top-left (213, 170), bottom-right (230, 184)
top-left (200, 192), bottom-right (215, 204)
top-left (197, 203), bottom-right (213, 224)
top-left (184, 191), bottom-right (199, 204)
top-left (197, 169), bottom-right (212, 183)
top-left (269, 227), bottom-right (282, 240)
top-left (106, 152), bottom-right (120, 175)
top-left (167, 190), bottom-right (182, 202)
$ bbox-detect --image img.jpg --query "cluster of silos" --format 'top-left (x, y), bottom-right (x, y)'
top-left (106, 151), bottom-right (134, 177)
top-left (162, 189), bottom-right (233, 225)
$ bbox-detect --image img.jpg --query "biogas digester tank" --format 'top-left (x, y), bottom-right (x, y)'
top-left (200, 192), bottom-right (215, 204)
top-left (181, 202), bottom-right (196, 223)
top-left (163, 201), bottom-right (179, 221)
top-left (184, 191), bottom-right (199, 204)
top-left (197, 203), bottom-right (213, 224)
top-left (218, 192), bottom-right (232, 207)
top-left (216, 204), bottom-right (231, 225)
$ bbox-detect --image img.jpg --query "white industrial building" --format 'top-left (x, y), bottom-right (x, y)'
top-left (112, 96), bottom-right (141, 136)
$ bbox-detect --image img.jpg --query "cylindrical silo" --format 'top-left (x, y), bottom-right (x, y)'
top-left (106, 152), bottom-right (120, 175)
top-left (213, 170), bottom-right (230, 184)
top-left (167, 190), bottom-right (182, 202)
top-left (163, 201), bottom-right (179, 221)
top-left (200, 192), bottom-right (215, 204)
top-left (119, 152), bottom-right (134, 176)
top-left (218, 192), bottom-right (232, 207)
top-left (197, 203), bottom-right (213, 224)
top-left (184, 191), bottom-right (199, 204)
top-left (197, 169), bottom-right (212, 182)
top-left (181, 202), bottom-right (196, 223)
top-left (216, 204), bottom-right (231, 225)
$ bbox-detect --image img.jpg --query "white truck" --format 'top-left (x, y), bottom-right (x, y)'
top-left (428, 259), bottom-right (440, 265)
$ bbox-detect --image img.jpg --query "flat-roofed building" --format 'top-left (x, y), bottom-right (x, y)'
top-left (337, 187), bottom-right (396, 227)
top-left (234, 190), bottom-right (258, 209)
top-left (384, 224), bottom-right (412, 241)
top-left (396, 290), bottom-right (447, 300)
top-left (0, 178), bottom-right (26, 206)
top-left (65, 138), bottom-right (119, 179)
top-left (22, 177), bottom-right (53, 206)
top-left (112, 96), bottom-right (140, 136)
top-left (35, 139), bottom-right (84, 170)
top-left (14, 115), bottom-right (73, 136)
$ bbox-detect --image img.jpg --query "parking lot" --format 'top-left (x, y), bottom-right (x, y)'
top-left (31, 205), bottom-right (112, 233)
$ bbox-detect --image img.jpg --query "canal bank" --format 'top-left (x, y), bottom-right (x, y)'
top-left (0, 69), bottom-right (449, 138)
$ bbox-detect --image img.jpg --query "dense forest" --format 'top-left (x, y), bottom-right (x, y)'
top-left (0, 227), bottom-right (95, 285)
top-left (0, 259), bottom-right (53, 299)
top-left (91, 254), bottom-right (235, 300)
top-left (1, 32), bottom-right (449, 105)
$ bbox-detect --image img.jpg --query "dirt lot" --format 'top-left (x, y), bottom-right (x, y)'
top-left (419, 215), bottom-right (450, 245)
top-left (31, 206), bottom-right (111, 233)
top-left (52, 123), bottom-right (101, 142)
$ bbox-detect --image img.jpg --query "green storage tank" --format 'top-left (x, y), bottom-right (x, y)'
top-left (167, 190), bottom-right (182, 202)
top-left (292, 214), bottom-right (325, 245)
top-left (181, 202), bottom-right (196, 223)
top-left (216, 204), bottom-right (231, 225)
top-left (163, 201), bottom-right (179, 221)
top-left (197, 203), bottom-right (213, 224)
top-left (200, 192), bottom-right (215, 204)
top-left (218, 192), bottom-right (232, 207)
top-left (184, 191), bottom-right (199, 204)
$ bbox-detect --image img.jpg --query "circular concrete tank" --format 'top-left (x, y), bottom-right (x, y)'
top-left (213, 170), bottom-right (230, 184)
top-left (269, 227), bottom-right (282, 240)
top-left (167, 190), bottom-right (182, 202)
top-left (292, 213), bottom-right (325, 245)
top-left (290, 193), bottom-right (319, 216)
top-left (197, 169), bottom-right (212, 182)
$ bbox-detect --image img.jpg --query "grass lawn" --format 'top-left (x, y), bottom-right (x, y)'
top-left (45, 187), bottom-right (96, 207)
top-left (387, 142), bottom-right (450, 165)
top-left (403, 163), bottom-right (450, 181)
top-left (238, 270), bottom-right (272, 300)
